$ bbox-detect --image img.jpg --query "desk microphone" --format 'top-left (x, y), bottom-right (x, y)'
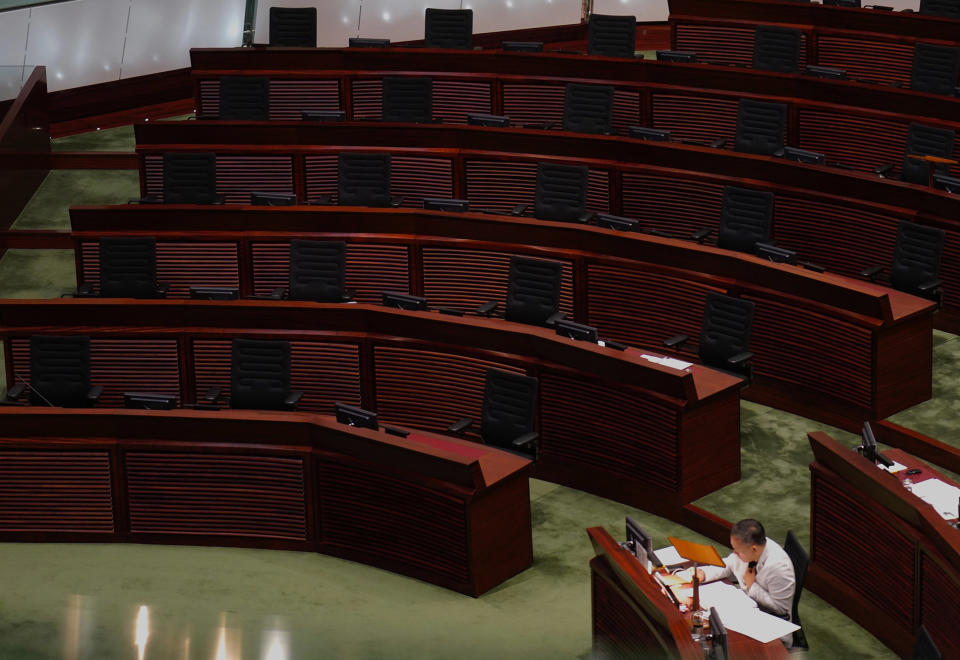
top-left (11, 371), bottom-right (54, 407)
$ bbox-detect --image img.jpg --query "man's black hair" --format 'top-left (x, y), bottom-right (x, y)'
top-left (731, 519), bottom-right (766, 546)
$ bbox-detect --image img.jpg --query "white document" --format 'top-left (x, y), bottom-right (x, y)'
top-left (879, 461), bottom-right (907, 473)
top-left (717, 608), bottom-right (801, 644)
top-left (909, 478), bottom-right (960, 520)
top-left (640, 354), bottom-right (693, 371)
top-left (678, 581), bottom-right (756, 613)
top-left (653, 546), bottom-right (686, 566)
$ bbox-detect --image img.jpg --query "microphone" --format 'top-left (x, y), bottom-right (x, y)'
top-left (11, 371), bottom-right (54, 407)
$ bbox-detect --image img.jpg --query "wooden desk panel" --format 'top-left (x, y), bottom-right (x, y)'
top-left (807, 432), bottom-right (960, 657)
top-left (0, 408), bottom-right (531, 596)
top-left (0, 301), bottom-right (741, 542)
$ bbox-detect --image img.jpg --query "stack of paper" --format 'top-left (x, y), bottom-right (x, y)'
top-left (653, 546), bottom-right (686, 566)
top-left (639, 354), bottom-right (693, 371)
top-left (716, 608), bottom-right (801, 644)
top-left (878, 461), bottom-right (907, 474)
top-left (909, 478), bottom-right (960, 520)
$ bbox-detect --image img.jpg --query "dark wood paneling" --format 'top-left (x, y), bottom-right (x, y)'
top-left (0, 67), bottom-right (49, 234)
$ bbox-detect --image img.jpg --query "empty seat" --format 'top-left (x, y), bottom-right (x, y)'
top-left (269, 7), bottom-right (317, 47)
top-left (278, 239), bottom-right (353, 302)
top-left (95, 237), bottom-right (168, 299)
top-left (424, 8), bottom-right (473, 50)
top-left (919, 0), bottom-right (960, 18)
top-left (664, 293), bottom-right (756, 381)
top-left (5, 335), bottom-right (103, 407)
top-left (219, 76), bottom-right (270, 120)
top-left (876, 122), bottom-right (956, 185)
top-left (337, 153), bottom-right (399, 207)
top-left (587, 14), bottom-right (636, 58)
top-left (752, 25), bottom-right (802, 74)
top-left (506, 256), bottom-right (564, 326)
top-left (563, 83), bottom-right (614, 135)
top-left (382, 77), bottom-right (433, 124)
top-left (202, 339), bottom-right (303, 411)
top-left (911, 43), bottom-right (960, 96)
top-left (448, 368), bottom-right (539, 458)
top-left (735, 99), bottom-right (787, 156)
top-left (861, 220), bottom-right (945, 306)
top-left (511, 162), bottom-right (592, 223)
top-left (162, 153), bottom-right (223, 204)
top-left (693, 186), bottom-right (774, 255)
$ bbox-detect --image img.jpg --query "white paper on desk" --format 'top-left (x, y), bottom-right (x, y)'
top-left (653, 546), bottom-right (686, 566)
top-left (718, 609), bottom-right (801, 645)
top-left (879, 460), bottom-right (907, 474)
top-left (909, 478), bottom-right (960, 519)
top-left (678, 582), bottom-right (757, 613)
top-left (639, 354), bottom-right (693, 371)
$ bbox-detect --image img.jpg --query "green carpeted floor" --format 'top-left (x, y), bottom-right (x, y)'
top-left (5, 123), bottom-right (954, 659)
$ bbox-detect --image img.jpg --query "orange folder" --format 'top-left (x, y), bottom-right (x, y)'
top-left (667, 536), bottom-right (725, 567)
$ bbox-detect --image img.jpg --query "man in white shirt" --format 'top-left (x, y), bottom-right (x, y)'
top-left (695, 519), bottom-right (796, 624)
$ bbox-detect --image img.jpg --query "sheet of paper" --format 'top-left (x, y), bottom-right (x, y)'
top-left (639, 354), bottom-right (693, 371)
top-left (909, 478), bottom-right (960, 519)
top-left (879, 460), bottom-right (907, 473)
top-left (677, 581), bottom-right (757, 613)
top-left (653, 545), bottom-right (686, 566)
top-left (718, 608), bottom-right (801, 644)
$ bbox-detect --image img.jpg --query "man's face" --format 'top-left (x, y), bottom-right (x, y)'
top-left (730, 534), bottom-right (760, 563)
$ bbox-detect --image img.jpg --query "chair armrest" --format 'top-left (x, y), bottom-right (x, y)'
top-left (664, 334), bottom-right (689, 349)
top-left (390, 196), bottom-right (403, 207)
top-left (874, 163), bottom-right (895, 177)
top-left (156, 282), bottom-right (170, 298)
top-left (213, 193), bottom-right (226, 205)
top-left (476, 300), bottom-right (498, 316)
top-left (269, 287), bottom-right (287, 300)
top-left (87, 385), bottom-right (104, 404)
top-left (545, 311), bottom-right (566, 326)
top-left (510, 204), bottom-right (528, 216)
top-left (578, 211), bottom-right (595, 224)
top-left (552, 49), bottom-right (583, 55)
top-left (448, 418), bottom-right (473, 435)
top-left (799, 261), bottom-right (826, 273)
top-left (860, 265), bottom-right (884, 281)
top-left (710, 138), bottom-right (727, 149)
top-left (5, 382), bottom-right (26, 401)
top-left (307, 195), bottom-right (334, 205)
top-left (691, 227), bottom-right (713, 243)
top-left (342, 288), bottom-right (356, 302)
top-left (727, 351), bottom-right (753, 366)
top-left (645, 229), bottom-right (674, 238)
top-left (773, 148), bottom-right (786, 158)
top-left (437, 307), bottom-right (465, 316)
top-left (76, 282), bottom-right (95, 297)
top-left (917, 278), bottom-right (943, 293)
top-left (521, 121), bottom-right (551, 130)
top-left (512, 431), bottom-right (539, 450)
top-left (283, 390), bottom-right (304, 410)
top-left (204, 386), bottom-right (222, 404)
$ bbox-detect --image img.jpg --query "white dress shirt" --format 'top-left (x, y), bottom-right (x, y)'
top-left (699, 537), bottom-right (796, 619)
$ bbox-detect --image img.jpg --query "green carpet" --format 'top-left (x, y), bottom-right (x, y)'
top-left (0, 126), bottom-right (928, 658)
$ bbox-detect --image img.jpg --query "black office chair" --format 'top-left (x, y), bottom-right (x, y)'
top-left (160, 153), bottom-right (225, 204)
top-left (218, 76), bottom-right (269, 120)
top-left (268, 7), bottom-right (317, 47)
top-left (511, 163), bottom-right (593, 223)
top-left (476, 255), bottom-right (565, 327)
top-left (424, 8), bottom-right (473, 50)
top-left (692, 186), bottom-right (774, 255)
top-left (312, 153), bottom-right (402, 207)
top-left (861, 220), bottom-right (945, 307)
top-left (5, 335), bottom-right (103, 407)
top-left (448, 368), bottom-right (539, 458)
top-left (382, 77), bottom-right (434, 124)
top-left (587, 14), bottom-right (636, 58)
top-left (752, 25), bottom-right (802, 74)
top-left (664, 293), bottom-right (755, 381)
top-left (563, 83), bottom-right (614, 135)
top-left (912, 625), bottom-right (942, 660)
top-left (77, 237), bottom-right (169, 299)
top-left (269, 239), bottom-right (354, 302)
top-left (919, 0), bottom-right (960, 18)
top-left (733, 99), bottom-right (788, 155)
top-left (201, 339), bottom-right (303, 411)
top-left (910, 44), bottom-right (960, 96)
top-left (783, 530), bottom-right (810, 651)
top-left (875, 123), bottom-right (956, 185)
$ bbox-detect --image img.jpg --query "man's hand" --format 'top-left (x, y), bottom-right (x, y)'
top-left (743, 564), bottom-right (757, 589)
top-left (695, 568), bottom-right (705, 582)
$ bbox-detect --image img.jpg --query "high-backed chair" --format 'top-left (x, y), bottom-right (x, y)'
top-left (268, 7), bottom-right (317, 47)
top-left (202, 339), bottom-right (303, 411)
top-left (919, 0), bottom-right (960, 18)
top-left (861, 221), bottom-right (945, 307)
top-left (692, 186), bottom-right (774, 254)
top-left (752, 25), bottom-right (802, 74)
top-left (587, 14), bottom-right (636, 58)
top-left (476, 256), bottom-right (565, 327)
top-left (424, 8), bottom-right (473, 50)
top-left (511, 163), bottom-right (593, 223)
top-left (563, 83), bottom-right (614, 135)
top-left (875, 123), bottom-right (956, 185)
top-left (218, 76), bottom-right (270, 120)
top-left (447, 368), bottom-right (539, 458)
top-left (910, 43), bottom-right (960, 96)
top-left (4, 335), bottom-right (103, 407)
top-left (270, 240), bottom-right (354, 302)
top-left (79, 237), bottom-right (169, 298)
top-left (664, 293), bottom-right (756, 381)
top-left (783, 530), bottom-right (810, 651)
top-left (161, 153), bottom-right (224, 204)
top-left (734, 99), bottom-right (787, 156)
top-left (382, 77), bottom-right (434, 123)
top-left (312, 153), bottom-right (401, 207)
top-left (912, 626), bottom-right (942, 660)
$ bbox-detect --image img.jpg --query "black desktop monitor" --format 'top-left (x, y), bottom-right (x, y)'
top-left (301, 110), bottom-right (346, 122)
top-left (625, 516), bottom-right (662, 568)
top-left (423, 197), bottom-right (470, 212)
top-left (382, 291), bottom-right (429, 311)
top-left (657, 50), bottom-right (697, 63)
top-left (628, 126), bottom-right (671, 142)
top-left (780, 146), bottom-right (826, 165)
top-left (502, 41), bottom-right (543, 52)
top-left (189, 286), bottom-right (240, 300)
top-left (710, 607), bottom-right (729, 660)
top-left (555, 319), bottom-right (599, 343)
top-left (467, 113), bottom-right (511, 127)
top-left (596, 213), bottom-right (639, 231)
top-left (250, 191), bottom-right (297, 206)
top-left (756, 243), bottom-right (798, 265)
top-left (123, 392), bottom-right (178, 410)
top-left (349, 37), bottom-right (391, 48)
top-left (861, 421), bottom-right (894, 467)
top-left (334, 402), bottom-right (379, 430)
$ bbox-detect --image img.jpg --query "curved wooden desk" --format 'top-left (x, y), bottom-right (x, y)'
top-left (69, 204), bottom-right (935, 432)
top-left (0, 407), bottom-right (531, 596)
top-left (670, 0), bottom-right (960, 87)
top-left (189, 46), bottom-right (960, 170)
top-left (0, 300), bottom-right (742, 542)
top-left (587, 527), bottom-right (789, 659)
top-left (807, 431), bottom-right (960, 657)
